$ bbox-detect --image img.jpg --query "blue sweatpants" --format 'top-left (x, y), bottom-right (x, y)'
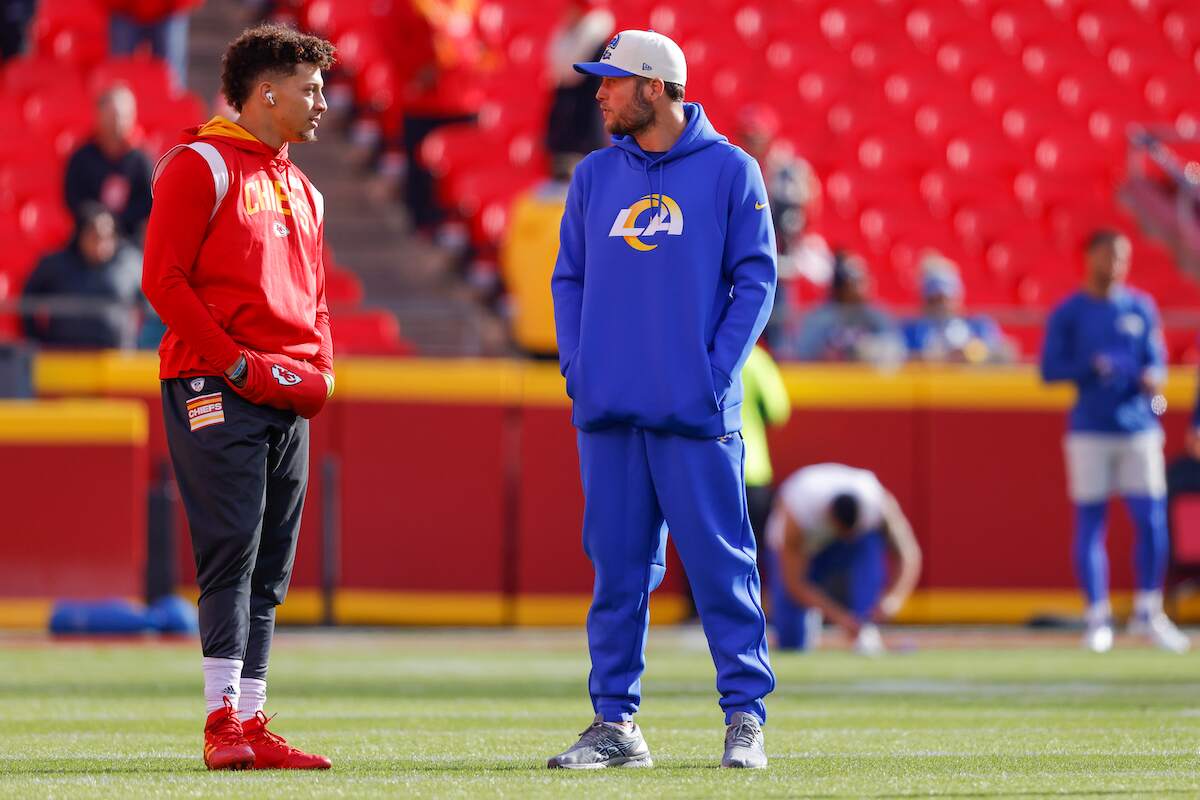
top-left (578, 426), bottom-right (775, 724)
top-left (1074, 495), bottom-right (1169, 605)
top-left (768, 531), bottom-right (887, 651)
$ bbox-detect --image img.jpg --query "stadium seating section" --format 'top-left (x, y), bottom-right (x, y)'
top-left (0, 0), bottom-right (412, 354)
top-left (7, 0), bottom-right (1200, 357)
top-left (297, 0), bottom-right (1199, 356)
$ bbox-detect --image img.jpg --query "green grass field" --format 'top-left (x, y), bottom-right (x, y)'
top-left (2, 627), bottom-right (1199, 798)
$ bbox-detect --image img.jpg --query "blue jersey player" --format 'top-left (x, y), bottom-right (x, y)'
top-left (1040, 230), bottom-right (1188, 654)
top-left (549, 30), bottom-right (776, 769)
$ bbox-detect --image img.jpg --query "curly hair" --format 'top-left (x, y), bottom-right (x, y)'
top-left (221, 23), bottom-right (336, 112)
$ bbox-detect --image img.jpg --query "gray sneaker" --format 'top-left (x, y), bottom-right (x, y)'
top-left (721, 711), bottom-right (767, 769)
top-left (547, 714), bottom-right (653, 769)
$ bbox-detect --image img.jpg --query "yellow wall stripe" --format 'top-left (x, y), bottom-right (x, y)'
top-left (7, 588), bottom-right (1200, 629)
top-left (0, 400), bottom-right (147, 444)
top-left (0, 599), bottom-right (52, 629)
top-left (32, 352), bottom-right (1200, 412)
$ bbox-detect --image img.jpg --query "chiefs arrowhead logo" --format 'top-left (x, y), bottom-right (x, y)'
top-left (271, 364), bottom-right (302, 386)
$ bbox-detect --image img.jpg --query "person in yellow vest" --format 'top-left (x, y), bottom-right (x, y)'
top-left (742, 345), bottom-right (792, 575)
top-left (501, 157), bottom-right (575, 356)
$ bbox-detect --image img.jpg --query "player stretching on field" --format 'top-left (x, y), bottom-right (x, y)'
top-left (767, 463), bottom-right (921, 655)
top-left (1041, 230), bottom-right (1188, 654)
top-left (142, 24), bottom-right (336, 769)
top-left (549, 30), bottom-right (777, 770)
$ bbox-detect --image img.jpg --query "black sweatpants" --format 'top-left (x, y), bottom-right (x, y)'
top-left (162, 376), bottom-right (309, 681)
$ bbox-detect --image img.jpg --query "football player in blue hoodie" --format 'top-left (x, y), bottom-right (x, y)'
top-left (548, 30), bottom-right (777, 770)
top-left (1041, 230), bottom-right (1189, 655)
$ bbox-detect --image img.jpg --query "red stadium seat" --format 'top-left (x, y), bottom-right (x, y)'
top-left (17, 197), bottom-right (73, 253)
top-left (1163, 8), bottom-right (1200, 57)
top-left (952, 200), bottom-right (1033, 255)
top-left (1034, 133), bottom-right (1117, 179)
top-left (881, 67), bottom-right (956, 111)
top-left (303, 0), bottom-right (394, 40)
top-left (971, 67), bottom-right (1046, 116)
top-left (1014, 269), bottom-right (1078, 307)
top-left (825, 95), bottom-right (897, 139)
top-left (824, 170), bottom-right (917, 218)
top-left (912, 102), bottom-right (986, 146)
top-left (989, 5), bottom-right (1060, 54)
top-left (420, 123), bottom-right (492, 179)
top-left (819, 4), bottom-right (881, 51)
top-left (932, 36), bottom-right (1005, 84)
top-left (945, 134), bottom-right (1025, 178)
top-left (796, 67), bottom-right (853, 113)
top-left (1105, 44), bottom-right (1170, 89)
top-left (1019, 42), bottom-right (1100, 86)
top-left (1043, 201), bottom-right (1125, 252)
top-left (905, 5), bottom-right (981, 53)
top-left (88, 56), bottom-right (176, 103)
top-left (1013, 170), bottom-right (1108, 218)
top-left (920, 169), bottom-right (1013, 218)
top-left (333, 309), bottom-right (413, 355)
top-left (1076, 8), bottom-right (1161, 56)
top-left (1056, 70), bottom-right (1142, 118)
top-left (999, 100), bottom-right (1068, 150)
top-left (32, 5), bottom-right (108, 71)
top-left (856, 134), bottom-right (937, 176)
top-left (983, 232), bottom-right (1060, 284)
top-left (0, 158), bottom-right (63, 209)
top-left (0, 216), bottom-right (41, 287)
top-left (324, 268), bottom-right (365, 308)
top-left (1, 56), bottom-right (76, 105)
top-left (859, 205), bottom-right (952, 268)
top-left (1082, 108), bottom-right (1127, 155)
top-left (22, 81), bottom-right (94, 141)
top-left (142, 91), bottom-right (206, 130)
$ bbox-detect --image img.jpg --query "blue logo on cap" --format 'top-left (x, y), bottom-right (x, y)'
top-left (601, 34), bottom-right (619, 60)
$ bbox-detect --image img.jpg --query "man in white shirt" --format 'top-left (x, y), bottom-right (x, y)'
top-left (767, 463), bottom-right (922, 654)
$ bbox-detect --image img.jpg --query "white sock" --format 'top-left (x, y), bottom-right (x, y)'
top-left (237, 678), bottom-right (267, 722)
top-left (1134, 590), bottom-right (1163, 617)
top-left (602, 720), bottom-right (634, 731)
top-left (203, 657), bottom-right (243, 715)
top-left (1085, 601), bottom-right (1111, 627)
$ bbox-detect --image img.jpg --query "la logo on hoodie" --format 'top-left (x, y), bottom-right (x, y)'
top-left (608, 193), bottom-right (684, 252)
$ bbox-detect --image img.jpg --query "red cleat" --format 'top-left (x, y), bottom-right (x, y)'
top-left (242, 711), bottom-right (332, 770)
top-left (203, 697), bottom-right (255, 771)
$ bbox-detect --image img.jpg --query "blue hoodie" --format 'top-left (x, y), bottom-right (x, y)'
top-left (1040, 287), bottom-right (1165, 434)
top-left (551, 103), bottom-right (777, 438)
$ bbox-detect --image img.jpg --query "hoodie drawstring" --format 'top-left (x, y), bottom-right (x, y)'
top-left (656, 160), bottom-right (665, 216)
top-left (641, 158), bottom-right (667, 217)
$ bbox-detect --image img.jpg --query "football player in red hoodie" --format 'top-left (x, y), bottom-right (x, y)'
top-left (143, 23), bottom-right (335, 771)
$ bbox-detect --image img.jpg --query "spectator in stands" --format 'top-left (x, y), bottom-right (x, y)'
top-left (767, 462), bottom-right (922, 655)
top-left (64, 85), bottom-right (153, 242)
top-left (902, 253), bottom-right (1013, 363)
top-left (104, 0), bottom-right (200, 88)
top-left (544, 0), bottom-right (613, 165)
top-left (22, 203), bottom-right (143, 349)
top-left (735, 104), bottom-right (829, 350)
top-left (0, 0), bottom-right (35, 60)
top-left (786, 252), bottom-right (903, 363)
top-left (397, 0), bottom-right (486, 238)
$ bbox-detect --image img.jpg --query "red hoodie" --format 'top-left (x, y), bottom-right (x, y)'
top-left (143, 117), bottom-right (333, 380)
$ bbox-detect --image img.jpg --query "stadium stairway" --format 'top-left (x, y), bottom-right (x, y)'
top-left (185, 0), bottom-right (514, 356)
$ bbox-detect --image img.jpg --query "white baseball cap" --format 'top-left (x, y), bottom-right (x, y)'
top-left (573, 29), bottom-right (687, 87)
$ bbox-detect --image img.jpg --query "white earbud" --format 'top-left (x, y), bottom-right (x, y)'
top-left (266, 91), bottom-right (276, 106)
